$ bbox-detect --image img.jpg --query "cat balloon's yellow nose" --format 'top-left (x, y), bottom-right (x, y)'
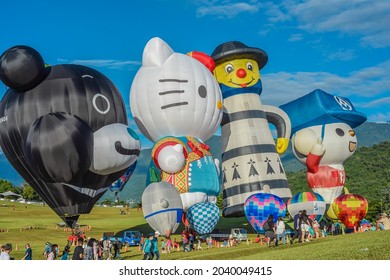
top-left (217, 101), bottom-right (223, 110)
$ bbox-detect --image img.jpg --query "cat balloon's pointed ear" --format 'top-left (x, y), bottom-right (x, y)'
top-left (187, 51), bottom-right (215, 72)
top-left (0, 45), bottom-right (48, 92)
top-left (142, 37), bottom-right (174, 67)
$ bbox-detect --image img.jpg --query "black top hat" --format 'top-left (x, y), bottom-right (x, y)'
top-left (211, 41), bottom-right (268, 70)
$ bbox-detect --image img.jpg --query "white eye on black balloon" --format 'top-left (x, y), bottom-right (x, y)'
top-left (92, 93), bottom-right (111, 114)
top-left (198, 85), bottom-right (207, 98)
top-left (335, 128), bottom-right (345, 137)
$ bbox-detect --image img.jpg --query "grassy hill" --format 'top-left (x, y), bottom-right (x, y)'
top-left (1, 201), bottom-right (389, 260)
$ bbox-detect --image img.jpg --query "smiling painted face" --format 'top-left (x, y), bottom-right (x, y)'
top-left (292, 123), bottom-right (358, 166)
top-left (130, 37), bottom-right (223, 142)
top-left (213, 58), bottom-right (261, 88)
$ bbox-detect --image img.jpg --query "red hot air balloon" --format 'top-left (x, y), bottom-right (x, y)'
top-left (332, 194), bottom-right (368, 228)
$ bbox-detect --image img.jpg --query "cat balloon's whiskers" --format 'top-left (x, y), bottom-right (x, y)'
top-left (161, 102), bottom-right (189, 110)
top-left (159, 90), bottom-right (185, 95)
top-left (159, 79), bottom-right (188, 83)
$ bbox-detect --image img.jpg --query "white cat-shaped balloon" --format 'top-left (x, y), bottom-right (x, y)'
top-left (130, 37), bottom-right (223, 219)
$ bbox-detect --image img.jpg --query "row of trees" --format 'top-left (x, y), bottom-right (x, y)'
top-left (0, 179), bottom-right (41, 201)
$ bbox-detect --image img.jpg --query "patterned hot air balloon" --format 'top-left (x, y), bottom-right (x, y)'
top-left (244, 193), bottom-right (286, 233)
top-left (287, 192), bottom-right (326, 222)
top-left (186, 202), bottom-right (220, 235)
top-left (142, 181), bottom-right (183, 237)
top-left (332, 194), bottom-right (368, 228)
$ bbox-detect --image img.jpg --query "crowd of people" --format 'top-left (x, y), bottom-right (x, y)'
top-left (1, 211), bottom-right (389, 260)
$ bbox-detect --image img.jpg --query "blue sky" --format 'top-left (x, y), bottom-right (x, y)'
top-left (1, 0), bottom-right (389, 149)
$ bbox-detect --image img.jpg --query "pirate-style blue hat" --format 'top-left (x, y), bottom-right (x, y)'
top-left (280, 89), bottom-right (367, 136)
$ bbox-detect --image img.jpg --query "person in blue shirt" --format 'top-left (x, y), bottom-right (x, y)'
top-left (142, 235), bottom-right (153, 260)
top-left (60, 246), bottom-right (70, 260)
top-left (150, 231), bottom-right (160, 260)
top-left (22, 243), bottom-right (32, 260)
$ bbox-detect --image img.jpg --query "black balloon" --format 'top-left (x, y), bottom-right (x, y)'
top-left (0, 46), bottom-right (140, 227)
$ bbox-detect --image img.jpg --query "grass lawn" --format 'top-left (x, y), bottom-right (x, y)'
top-left (1, 200), bottom-right (389, 260)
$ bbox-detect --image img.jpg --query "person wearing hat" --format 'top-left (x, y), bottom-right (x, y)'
top-left (22, 243), bottom-right (32, 260)
top-left (0, 243), bottom-right (12, 260)
top-left (280, 89), bottom-right (367, 216)
top-left (211, 41), bottom-right (292, 218)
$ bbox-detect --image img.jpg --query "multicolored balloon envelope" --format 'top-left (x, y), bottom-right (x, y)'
top-left (142, 181), bottom-right (183, 237)
top-left (332, 194), bottom-right (368, 228)
top-left (186, 202), bottom-right (220, 235)
top-left (244, 193), bottom-right (286, 233)
top-left (287, 192), bottom-right (326, 221)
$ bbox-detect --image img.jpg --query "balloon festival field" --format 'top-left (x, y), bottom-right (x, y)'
top-left (1, 201), bottom-right (389, 260)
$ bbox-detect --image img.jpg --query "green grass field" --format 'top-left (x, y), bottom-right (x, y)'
top-left (1, 200), bottom-right (389, 260)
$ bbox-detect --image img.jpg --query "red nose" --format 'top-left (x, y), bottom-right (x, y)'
top-left (236, 68), bottom-right (247, 78)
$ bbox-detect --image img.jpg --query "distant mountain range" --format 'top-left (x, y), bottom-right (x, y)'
top-left (1, 122), bottom-right (389, 202)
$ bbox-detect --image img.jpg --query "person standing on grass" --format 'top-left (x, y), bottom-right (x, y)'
top-left (72, 237), bottom-right (84, 260)
top-left (275, 216), bottom-right (286, 246)
top-left (290, 210), bottom-right (302, 244)
top-left (83, 238), bottom-right (94, 260)
top-left (47, 244), bottom-right (58, 260)
top-left (300, 210), bottom-right (311, 243)
top-left (151, 231), bottom-right (160, 260)
top-left (22, 243), bottom-right (32, 260)
top-left (60, 246), bottom-right (70, 260)
top-left (0, 243), bottom-right (12, 260)
top-left (142, 234), bottom-right (153, 260)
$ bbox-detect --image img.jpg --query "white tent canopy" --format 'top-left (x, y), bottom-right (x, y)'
top-left (0, 191), bottom-right (22, 198)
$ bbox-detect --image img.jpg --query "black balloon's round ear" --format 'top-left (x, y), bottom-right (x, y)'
top-left (0, 45), bottom-right (48, 92)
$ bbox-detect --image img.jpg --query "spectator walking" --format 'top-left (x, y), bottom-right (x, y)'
top-left (151, 231), bottom-right (160, 260)
top-left (47, 244), bottom-right (58, 260)
top-left (72, 237), bottom-right (84, 260)
top-left (83, 238), bottom-right (94, 260)
top-left (22, 243), bottom-right (32, 260)
top-left (0, 243), bottom-right (12, 260)
top-left (290, 210), bottom-right (302, 244)
top-left (300, 210), bottom-right (311, 243)
top-left (60, 246), bottom-right (70, 260)
top-left (43, 242), bottom-right (51, 259)
top-left (142, 234), bottom-right (153, 260)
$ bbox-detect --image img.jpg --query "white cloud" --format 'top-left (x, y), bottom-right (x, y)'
top-left (288, 33), bottom-right (303, 42)
top-left (361, 96), bottom-right (390, 108)
top-left (280, 0), bottom-right (390, 48)
top-left (328, 49), bottom-right (356, 61)
top-left (57, 58), bottom-right (141, 70)
top-left (261, 59), bottom-right (390, 107)
top-left (196, 1), bottom-right (260, 18)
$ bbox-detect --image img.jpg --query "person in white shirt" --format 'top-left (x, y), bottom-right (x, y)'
top-left (0, 243), bottom-right (12, 260)
top-left (275, 216), bottom-right (286, 246)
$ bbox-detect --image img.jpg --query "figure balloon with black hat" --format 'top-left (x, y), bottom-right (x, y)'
top-left (211, 41), bottom-right (292, 218)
